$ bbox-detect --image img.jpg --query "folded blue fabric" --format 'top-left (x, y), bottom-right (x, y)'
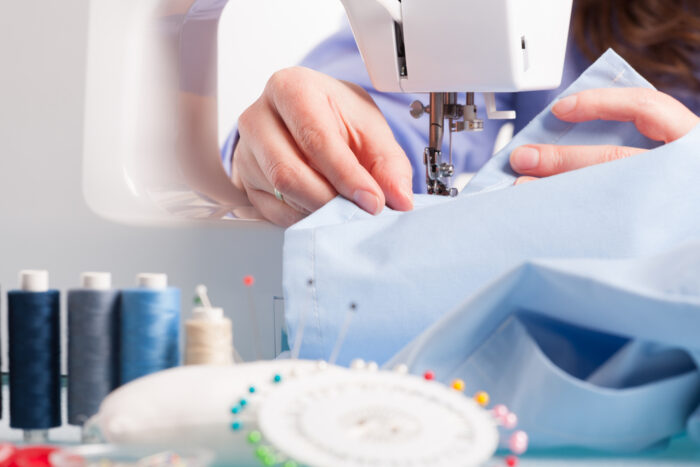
top-left (282, 50), bottom-right (700, 450)
top-left (389, 243), bottom-right (700, 451)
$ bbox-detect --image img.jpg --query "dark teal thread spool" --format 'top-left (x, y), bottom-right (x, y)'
top-left (67, 272), bottom-right (120, 427)
top-left (120, 273), bottom-right (180, 385)
top-left (8, 270), bottom-right (61, 441)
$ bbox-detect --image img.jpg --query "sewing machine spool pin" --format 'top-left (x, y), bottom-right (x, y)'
top-left (412, 92), bottom-right (483, 196)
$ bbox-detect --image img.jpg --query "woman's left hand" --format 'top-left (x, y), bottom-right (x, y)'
top-left (509, 88), bottom-right (700, 184)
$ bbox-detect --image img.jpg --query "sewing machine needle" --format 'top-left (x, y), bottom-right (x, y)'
top-left (449, 119), bottom-right (453, 166)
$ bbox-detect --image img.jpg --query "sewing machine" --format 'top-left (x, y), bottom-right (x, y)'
top-left (343, 0), bottom-right (573, 195)
top-left (83, 0), bottom-right (573, 224)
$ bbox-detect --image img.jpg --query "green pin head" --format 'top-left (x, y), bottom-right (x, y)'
top-left (248, 430), bottom-right (262, 444)
top-left (255, 445), bottom-right (270, 459)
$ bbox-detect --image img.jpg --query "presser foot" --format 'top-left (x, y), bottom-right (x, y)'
top-left (424, 148), bottom-right (458, 197)
top-left (413, 92), bottom-right (485, 198)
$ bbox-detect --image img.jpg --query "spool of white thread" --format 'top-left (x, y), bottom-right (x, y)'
top-left (185, 286), bottom-right (234, 365)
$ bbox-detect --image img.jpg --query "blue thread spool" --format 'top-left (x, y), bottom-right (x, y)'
top-left (120, 273), bottom-right (180, 385)
top-left (67, 272), bottom-right (120, 428)
top-left (8, 270), bottom-right (61, 442)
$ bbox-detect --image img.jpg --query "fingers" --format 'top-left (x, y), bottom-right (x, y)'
top-left (234, 144), bottom-right (310, 215)
top-left (514, 176), bottom-right (538, 185)
top-left (246, 187), bottom-right (307, 228)
top-left (266, 67), bottom-right (409, 215)
top-left (510, 144), bottom-right (647, 177)
top-left (361, 145), bottom-right (414, 212)
top-left (508, 89), bottom-right (698, 180)
top-left (340, 82), bottom-right (414, 211)
top-left (552, 88), bottom-right (700, 143)
top-left (233, 142), bottom-right (308, 226)
top-left (237, 100), bottom-right (337, 213)
top-left (237, 66), bottom-right (415, 224)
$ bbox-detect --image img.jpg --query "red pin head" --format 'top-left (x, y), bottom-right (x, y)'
top-left (423, 370), bottom-right (435, 381)
top-left (243, 275), bottom-right (255, 287)
top-left (13, 446), bottom-right (58, 467)
top-left (0, 443), bottom-right (16, 466)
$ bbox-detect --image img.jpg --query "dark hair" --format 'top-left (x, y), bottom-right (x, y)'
top-left (573, 0), bottom-right (700, 92)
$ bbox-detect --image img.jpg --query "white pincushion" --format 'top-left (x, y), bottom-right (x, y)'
top-left (89, 360), bottom-right (497, 466)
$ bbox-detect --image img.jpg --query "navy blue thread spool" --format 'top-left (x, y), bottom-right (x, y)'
top-left (120, 273), bottom-right (180, 385)
top-left (67, 272), bottom-right (120, 428)
top-left (8, 270), bottom-right (61, 442)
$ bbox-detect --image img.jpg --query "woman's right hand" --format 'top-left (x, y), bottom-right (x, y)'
top-left (232, 67), bottom-right (414, 227)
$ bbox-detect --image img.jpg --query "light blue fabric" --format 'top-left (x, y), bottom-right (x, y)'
top-left (389, 244), bottom-right (700, 451)
top-left (282, 50), bottom-right (700, 450)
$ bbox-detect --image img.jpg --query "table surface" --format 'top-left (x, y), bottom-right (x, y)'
top-left (0, 382), bottom-right (697, 466)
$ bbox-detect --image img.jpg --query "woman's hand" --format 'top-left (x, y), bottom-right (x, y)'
top-left (510, 88), bottom-right (700, 184)
top-left (232, 67), bottom-right (414, 227)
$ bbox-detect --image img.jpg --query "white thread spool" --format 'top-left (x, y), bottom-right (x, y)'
top-left (185, 286), bottom-right (234, 365)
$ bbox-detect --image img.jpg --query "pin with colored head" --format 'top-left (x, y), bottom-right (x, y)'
top-left (328, 302), bottom-right (358, 366)
top-left (194, 284), bottom-right (213, 309)
top-left (509, 430), bottom-right (528, 455)
top-left (242, 275), bottom-right (262, 360)
top-left (291, 279), bottom-right (314, 360)
top-left (192, 284), bottom-right (225, 322)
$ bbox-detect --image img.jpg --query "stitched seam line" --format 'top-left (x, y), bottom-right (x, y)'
top-left (310, 229), bottom-right (323, 354)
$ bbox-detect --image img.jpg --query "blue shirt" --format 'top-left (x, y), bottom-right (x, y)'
top-left (222, 23), bottom-right (699, 193)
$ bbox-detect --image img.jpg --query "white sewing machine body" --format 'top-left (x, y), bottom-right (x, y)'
top-left (342, 0), bottom-right (573, 93)
top-left (83, 0), bottom-right (573, 224)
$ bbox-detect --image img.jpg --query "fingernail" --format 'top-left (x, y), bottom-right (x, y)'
top-left (353, 189), bottom-right (381, 215)
top-left (511, 147), bottom-right (540, 171)
top-left (514, 176), bottom-right (537, 185)
top-left (553, 95), bottom-right (578, 115)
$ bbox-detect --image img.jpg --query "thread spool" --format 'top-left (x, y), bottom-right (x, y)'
top-left (8, 270), bottom-right (61, 442)
top-left (120, 273), bottom-right (180, 385)
top-left (67, 272), bottom-right (120, 428)
top-left (185, 286), bottom-right (234, 365)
